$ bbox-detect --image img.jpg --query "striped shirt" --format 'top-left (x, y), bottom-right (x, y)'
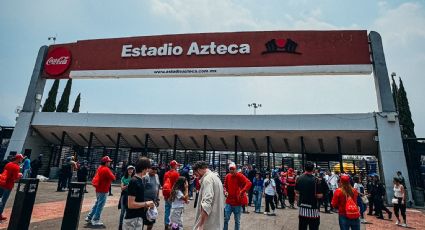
top-left (299, 206), bottom-right (320, 218)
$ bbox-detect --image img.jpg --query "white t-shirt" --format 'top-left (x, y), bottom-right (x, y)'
top-left (171, 190), bottom-right (186, 208)
top-left (354, 183), bottom-right (364, 194)
top-left (263, 178), bottom-right (276, 196)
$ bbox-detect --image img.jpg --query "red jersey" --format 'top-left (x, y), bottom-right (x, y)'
top-left (163, 169), bottom-right (179, 199)
top-left (331, 188), bottom-right (359, 217)
top-left (95, 166), bottom-right (116, 193)
top-left (1, 162), bottom-right (21, 190)
top-left (224, 172), bottom-right (252, 206)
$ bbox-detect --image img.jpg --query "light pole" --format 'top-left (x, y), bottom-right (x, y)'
top-left (248, 103), bottom-right (262, 115)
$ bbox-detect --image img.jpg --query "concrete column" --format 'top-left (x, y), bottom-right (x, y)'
top-left (5, 46), bottom-right (48, 159)
top-left (369, 31), bottom-right (396, 112)
top-left (375, 112), bottom-right (413, 204)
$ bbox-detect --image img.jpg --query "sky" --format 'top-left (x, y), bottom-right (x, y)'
top-left (0, 0), bottom-right (424, 136)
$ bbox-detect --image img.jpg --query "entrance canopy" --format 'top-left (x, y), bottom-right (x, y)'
top-left (31, 112), bottom-right (378, 155)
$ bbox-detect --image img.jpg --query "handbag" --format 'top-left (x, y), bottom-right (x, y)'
top-left (392, 197), bottom-right (399, 204)
top-left (361, 195), bottom-right (369, 204)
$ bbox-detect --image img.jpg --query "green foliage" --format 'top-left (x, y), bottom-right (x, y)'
top-left (57, 79), bottom-right (72, 112)
top-left (41, 79), bottom-right (59, 112)
top-left (72, 93), bottom-right (81, 113)
top-left (391, 76), bottom-right (398, 111)
top-left (397, 78), bottom-right (416, 138)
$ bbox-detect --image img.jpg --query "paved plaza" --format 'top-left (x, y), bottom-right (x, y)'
top-left (0, 182), bottom-right (423, 229)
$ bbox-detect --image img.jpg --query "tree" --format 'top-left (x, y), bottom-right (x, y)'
top-left (56, 79), bottom-right (72, 112)
top-left (72, 93), bottom-right (81, 113)
top-left (41, 79), bottom-right (60, 112)
top-left (391, 75), bottom-right (398, 111)
top-left (397, 78), bottom-right (416, 138)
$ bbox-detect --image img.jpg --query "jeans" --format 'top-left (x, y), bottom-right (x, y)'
top-left (224, 204), bottom-right (241, 230)
top-left (338, 215), bottom-right (360, 230)
top-left (119, 194), bottom-right (127, 230)
top-left (164, 200), bottom-right (172, 225)
top-left (87, 192), bottom-right (108, 221)
top-left (23, 169), bottom-right (31, 179)
top-left (0, 188), bottom-right (12, 215)
top-left (253, 190), bottom-right (262, 212)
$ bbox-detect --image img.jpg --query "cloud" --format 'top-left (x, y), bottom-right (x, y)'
top-left (373, 2), bottom-right (425, 46)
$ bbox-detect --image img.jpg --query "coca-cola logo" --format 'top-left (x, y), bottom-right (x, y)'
top-left (44, 47), bottom-right (72, 76)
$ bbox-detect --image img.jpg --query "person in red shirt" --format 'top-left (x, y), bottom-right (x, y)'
top-left (0, 153), bottom-right (23, 221)
top-left (85, 156), bottom-right (116, 226)
top-left (223, 163), bottom-right (252, 230)
top-left (331, 175), bottom-right (360, 230)
top-left (163, 160), bottom-right (180, 229)
top-left (285, 168), bottom-right (297, 209)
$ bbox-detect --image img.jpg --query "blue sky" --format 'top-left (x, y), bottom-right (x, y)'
top-left (1, 0), bottom-right (424, 136)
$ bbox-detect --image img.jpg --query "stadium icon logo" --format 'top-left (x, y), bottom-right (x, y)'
top-left (262, 38), bottom-right (301, 55)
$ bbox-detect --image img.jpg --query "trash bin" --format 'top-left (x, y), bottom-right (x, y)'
top-left (61, 182), bottom-right (86, 230)
top-left (8, 178), bottom-right (39, 230)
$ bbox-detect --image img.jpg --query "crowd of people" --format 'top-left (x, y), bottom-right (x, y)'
top-left (0, 152), bottom-right (412, 229)
top-left (83, 156), bottom-right (407, 230)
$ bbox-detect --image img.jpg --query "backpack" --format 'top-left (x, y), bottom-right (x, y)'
top-left (345, 194), bottom-right (360, 219)
top-left (0, 169), bottom-right (9, 188)
top-left (92, 171), bottom-right (99, 188)
top-left (162, 177), bottom-right (172, 198)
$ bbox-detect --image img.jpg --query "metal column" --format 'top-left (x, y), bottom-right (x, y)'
top-left (144, 134), bottom-right (149, 157)
top-left (267, 136), bottom-right (271, 170)
top-left (337, 136), bottom-right (343, 173)
top-left (114, 133), bottom-right (121, 170)
top-left (56, 131), bottom-right (66, 166)
top-left (234, 136), bottom-right (238, 164)
top-left (203, 135), bottom-right (207, 161)
top-left (87, 132), bottom-right (93, 163)
top-left (212, 150), bottom-right (216, 169)
top-left (173, 135), bottom-right (177, 160)
top-left (300, 136), bottom-right (305, 168)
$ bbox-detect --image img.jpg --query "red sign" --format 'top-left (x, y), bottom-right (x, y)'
top-left (42, 31), bottom-right (372, 79)
top-left (44, 47), bottom-right (72, 77)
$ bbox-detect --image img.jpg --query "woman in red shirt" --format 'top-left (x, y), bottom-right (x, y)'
top-left (331, 175), bottom-right (360, 230)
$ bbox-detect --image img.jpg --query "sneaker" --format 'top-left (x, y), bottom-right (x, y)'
top-left (263, 212), bottom-right (268, 215)
top-left (401, 223), bottom-right (407, 227)
top-left (395, 220), bottom-right (400, 225)
top-left (91, 220), bottom-right (104, 226)
top-left (85, 216), bottom-right (91, 222)
top-left (0, 215), bottom-right (7, 221)
top-left (189, 197), bottom-right (193, 200)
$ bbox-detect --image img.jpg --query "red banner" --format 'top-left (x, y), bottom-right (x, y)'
top-left (42, 30), bottom-right (372, 79)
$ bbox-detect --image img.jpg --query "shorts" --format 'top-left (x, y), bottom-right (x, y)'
top-left (122, 217), bottom-right (143, 230)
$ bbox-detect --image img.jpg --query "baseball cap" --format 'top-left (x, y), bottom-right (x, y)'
top-left (101, 156), bottom-right (113, 163)
top-left (14, 154), bottom-right (24, 160)
top-left (229, 163), bottom-right (236, 170)
top-left (127, 165), bottom-right (135, 170)
top-left (169, 160), bottom-right (180, 168)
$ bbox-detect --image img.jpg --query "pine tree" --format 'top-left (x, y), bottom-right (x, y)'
top-left (391, 75), bottom-right (398, 111)
top-left (397, 78), bottom-right (416, 138)
top-left (41, 79), bottom-right (60, 112)
top-left (56, 79), bottom-right (72, 112)
top-left (72, 93), bottom-right (81, 113)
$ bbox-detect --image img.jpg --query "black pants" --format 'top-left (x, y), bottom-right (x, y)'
top-left (248, 186), bottom-right (254, 205)
top-left (319, 193), bottom-right (329, 212)
top-left (287, 186), bottom-right (296, 205)
top-left (367, 196), bottom-right (374, 214)
top-left (274, 192), bottom-right (285, 208)
top-left (299, 216), bottom-right (320, 230)
top-left (265, 194), bottom-right (275, 212)
top-left (393, 198), bottom-right (406, 222)
top-left (374, 197), bottom-right (392, 218)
